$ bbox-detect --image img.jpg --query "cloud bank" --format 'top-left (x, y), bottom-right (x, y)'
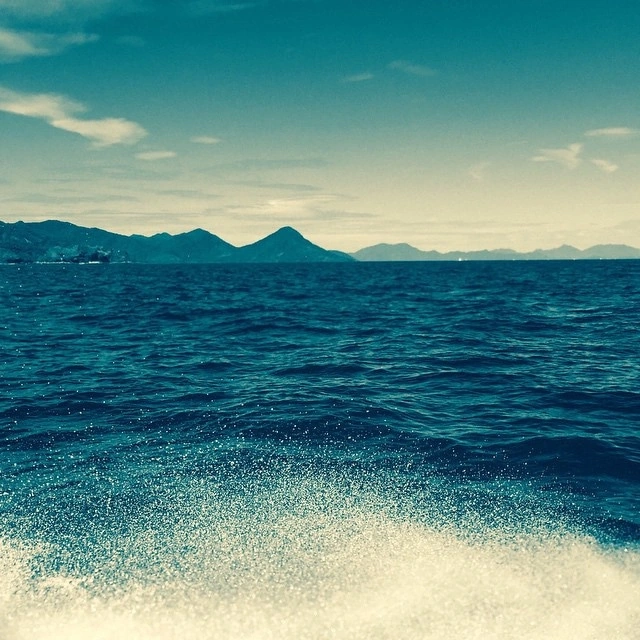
top-left (0, 86), bottom-right (147, 146)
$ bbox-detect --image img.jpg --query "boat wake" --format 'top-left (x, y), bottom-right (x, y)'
top-left (1, 468), bottom-right (639, 639)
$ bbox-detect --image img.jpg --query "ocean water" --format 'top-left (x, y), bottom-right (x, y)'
top-left (1, 260), bottom-right (639, 639)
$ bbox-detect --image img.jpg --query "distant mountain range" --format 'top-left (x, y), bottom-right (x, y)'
top-left (0, 220), bottom-right (352, 264)
top-left (1, 220), bottom-right (639, 263)
top-left (351, 242), bottom-right (640, 261)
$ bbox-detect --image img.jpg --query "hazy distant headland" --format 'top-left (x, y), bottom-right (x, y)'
top-left (351, 242), bottom-right (640, 262)
top-left (2, 220), bottom-right (640, 264)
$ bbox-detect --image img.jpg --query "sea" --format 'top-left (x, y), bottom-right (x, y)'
top-left (1, 260), bottom-right (639, 639)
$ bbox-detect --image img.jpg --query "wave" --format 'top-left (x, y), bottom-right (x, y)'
top-left (2, 466), bottom-right (639, 640)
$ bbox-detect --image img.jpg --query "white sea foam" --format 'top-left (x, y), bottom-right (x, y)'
top-left (1, 473), bottom-right (639, 639)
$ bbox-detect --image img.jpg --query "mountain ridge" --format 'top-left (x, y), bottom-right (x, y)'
top-left (0, 220), bottom-right (352, 264)
top-left (351, 241), bottom-right (640, 262)
top-left (1, 219), bottom-right (640, 263)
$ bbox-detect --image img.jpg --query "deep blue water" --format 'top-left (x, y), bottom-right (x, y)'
top-left (1, 261), bottom-right (639, 638)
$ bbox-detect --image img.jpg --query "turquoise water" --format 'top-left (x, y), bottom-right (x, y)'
top-left (1, 261), bottom-right (639, 638)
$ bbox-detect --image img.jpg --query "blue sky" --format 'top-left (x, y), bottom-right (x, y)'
top-left (1, 0), bottom-right (639, 251)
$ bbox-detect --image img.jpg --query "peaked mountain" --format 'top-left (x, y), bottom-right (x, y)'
top-left (234, 226), bottom-right (352, 263)
top-left (0, 220), bottom-right (352, 264)
top-left (351, 242), bottom-right (640, 261)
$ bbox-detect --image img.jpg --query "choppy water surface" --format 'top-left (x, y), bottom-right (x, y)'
top-left (1, 261), bottom-right (639, 638)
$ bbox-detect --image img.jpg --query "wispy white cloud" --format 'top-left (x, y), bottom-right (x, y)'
top-left (0, 27), bottom-right (46, 59)
top-left (135, 150), bottom-right (177, 161)
top-left (234, 180), bottom-right (320, 192)
top-left (158, 188), bottom-right (220, 199)
top-left (57, 118), bottom-right (147, 146)
top-left (585, 127), bottom-right (639, 138)
top-left (0, 0), bottom-right (129, 22)
top-left (388, 60), bottom-right (437, 77)
top-left (0, 86), bottom-right (147, 146)
top-left (342, 72), bottom-right (374, 83)
top-left (0, 0), bottom-right (131, 30)
top-left (590, 158), bottom-right (618, 173)
top-left (0, 0), bottom-right (263, 25)
top-left (468, 161), bottom-right (490, 183)
top-left (187, 1), bottom-right (261, 13)
top-left (0, 27), bottom-right (97, 61)
top-left (0, 87), bottom-right (80, 119)
top-left (190, 135), bottom-right (221, 144)
top-left (2, 192), bottom-right (136, 204)
top-left (257, 194), bottom-right (339, 218)
top-left (532, 143), bottom-right (583, 169)
top-left (221, 194), bottom-right (371, 223)
top-left (209, 157), bottom-right (328, 172)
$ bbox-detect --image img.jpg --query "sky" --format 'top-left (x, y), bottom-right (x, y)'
top-left (1, 0), bottom-right (639, 252)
